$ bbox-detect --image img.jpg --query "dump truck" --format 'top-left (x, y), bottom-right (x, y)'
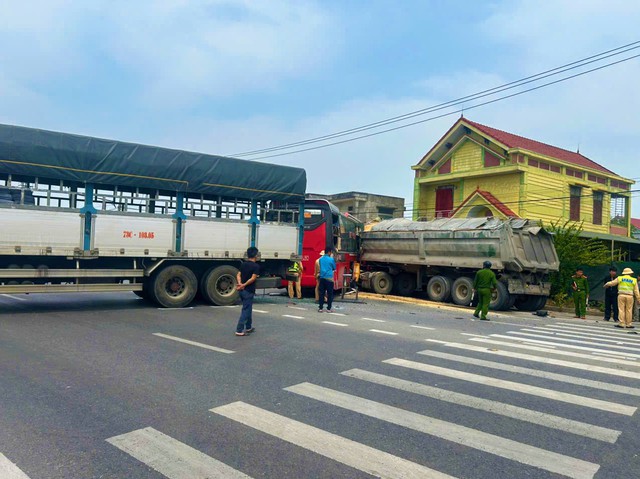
top-left (0, 124), bottom-right (307, 307)
top-left (358, 217), bottom-right (559, 311)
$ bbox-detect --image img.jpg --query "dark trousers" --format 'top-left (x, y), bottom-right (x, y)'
top-left (604, 294), bottom-right (619, 321)
top-left (235, 290), bottom-right (254, 332)
top-left (318, 278), bottom-right (334, 311)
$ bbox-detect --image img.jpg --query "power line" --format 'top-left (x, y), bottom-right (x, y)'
top-left (231, 41), bottom-right (640, 158)
top-left (343, 187), bottom-right (640, 216)
top-left (241, 53), bottom-right (640, 161)
top-left (405, 190), bottom-right (640, 217)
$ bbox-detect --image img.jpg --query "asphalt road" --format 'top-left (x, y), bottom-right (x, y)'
top-left (1, 291), bottom-right (639, 479)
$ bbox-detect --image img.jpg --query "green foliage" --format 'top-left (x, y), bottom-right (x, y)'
top-left (552, 290), bottom-right (569, 310)
top-left (544, 220), bottom-right (611, 296)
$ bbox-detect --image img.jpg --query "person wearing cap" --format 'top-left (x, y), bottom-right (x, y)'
top-left (314, 250), bottom-right (325, 302)
top-left (603, 266), bottom-right (619, 322)
top-left (605, 267), bottom-right (640, 328)
top-left (472, 260), bottom-right (498, 321)
top-left (571, 268), bottom-right (589, 319)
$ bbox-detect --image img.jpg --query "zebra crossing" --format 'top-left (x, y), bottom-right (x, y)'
top-left (5, 322), bottom-right (638, 478)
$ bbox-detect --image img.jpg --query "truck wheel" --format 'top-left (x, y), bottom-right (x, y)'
top-left (201, 265), bottom-right (240, 306)
top-left (427, 276), bottom-right (451, 302)
top-left (515, 295), bottom-right (541, 311)
top-left (489, 282), bottom-right (510, 311)
top-left (451, 277), bottom-right (474, 306)
top-left (393, 273), bottom-right (416, 296)
top-left (371, 271), bottom-right (393, 295)
top-left (532, 295), bottom-right (548, 310)
top-left (150, 265), bottom-right (197, 308)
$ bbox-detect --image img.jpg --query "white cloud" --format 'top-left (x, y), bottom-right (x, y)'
top-left (102, 0), bottom-right (339, 105)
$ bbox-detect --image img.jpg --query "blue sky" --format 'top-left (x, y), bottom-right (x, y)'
top-left (1, 0), bottom-right (639, 218)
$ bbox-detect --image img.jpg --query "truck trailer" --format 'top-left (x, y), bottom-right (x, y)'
top-left (0, 124), bottom-right (307, 307)
top-left (358, 216), bottom-right (559, 311)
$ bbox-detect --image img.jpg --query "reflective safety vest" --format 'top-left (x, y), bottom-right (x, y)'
top-left (288, 262), bottom-right (301, 273)
top-left (618, 275), bottom-right (637, 294)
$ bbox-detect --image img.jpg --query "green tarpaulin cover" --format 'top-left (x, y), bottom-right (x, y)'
top-left (0, 124), bottom-right (306, 202)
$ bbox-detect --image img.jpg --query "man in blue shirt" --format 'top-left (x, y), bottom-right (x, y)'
top-left (318, 248), bottom-right (336, 313)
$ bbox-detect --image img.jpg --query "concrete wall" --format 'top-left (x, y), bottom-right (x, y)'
top-left (306, 192), bottom-right (405, 223)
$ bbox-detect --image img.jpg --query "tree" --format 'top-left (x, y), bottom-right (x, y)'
top-left (544, 219), bottom-right (611, 296)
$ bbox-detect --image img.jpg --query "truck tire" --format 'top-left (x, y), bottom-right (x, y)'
top-left (393, 273), bottom-right (416, 296)
top-left (532, 295), bottom-right (548, 310)
top-left (427, 276), bottom-right (451, 302)
top-left (371, 271), bottom-right (393, 295)
top-left (515, 294), bottom-right (545, 311)
top-left (451, 277), bottom-right (474, 306)
top-left (201, 265), bottom-right (240, 306)
top-left (489, 282), bottom-right (510, 311)
top-left (150, 265), bottom-right (197, 308)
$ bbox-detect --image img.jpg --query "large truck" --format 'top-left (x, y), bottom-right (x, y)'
top-left (358, 217), bottom-right (559, 311)
top-left (0, 124), bottom-right (306, 307)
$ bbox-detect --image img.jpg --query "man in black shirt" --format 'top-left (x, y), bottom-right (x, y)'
top-left (604, 266), bottom-right (619, 322)
top-left (235, 247), bottom-right (260, 336)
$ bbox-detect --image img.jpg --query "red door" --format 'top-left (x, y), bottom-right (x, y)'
top-left (435, 187), bottom-right (453, 218)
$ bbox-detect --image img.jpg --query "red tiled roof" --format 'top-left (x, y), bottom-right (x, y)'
top-left (463, 118), bottom-right (615, 175)
top-left (631, 218), bottom-right (640, 229)
top-left (452, 188), bottom-right (519, 218)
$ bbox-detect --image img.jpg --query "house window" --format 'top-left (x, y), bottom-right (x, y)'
top-left (611, 194), bottom-right (628, 227)
top-left (347, 206), bottom-right (354, 212)
top-left (528, 159), bottom-right (539, 167)
top-left (569, 186), bottom-right (581, 221)
top-left (377, 206), bottom-right (395, 219)
top-left (566, 168), bottom-right (584, 179)
top-left (550, 165), bottom-right (561, 173)
top-left (593, 191), bottom-right (603, 225)
top-left (611, 180), bottom-right (630, 190)
top-left (438, 159), bottom-right (451, 174)
top-left (484, 150), bottom-right (501, 167)
top-left (435, 186), bottom-right (454, 218)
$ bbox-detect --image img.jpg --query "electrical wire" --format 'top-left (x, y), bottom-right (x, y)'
top-left (243, 53), bottom-right (640, 161)
top-left (231, 41), bottom-right (640, 158)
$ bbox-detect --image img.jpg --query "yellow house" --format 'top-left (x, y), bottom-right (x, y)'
top-left (413, 117), bottom-right (639, 255)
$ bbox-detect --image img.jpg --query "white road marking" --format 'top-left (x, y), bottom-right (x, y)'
top-left (282, 314), bottom-right (305, 319)
top-left (328, 312), bottom-right (346, 316)
top-left (106, 427), bottom-right (252, 479)
top-left (288, 306), bottom-right (306, 310)
top-left (285, 383), bottom-right (600, 479)
top-left (466, 337), bottom-right (640, 371)
top-left (591, 352), bottom-right (637, 361)
top-left (417, 348), bottom-right (640, 397)
top-left (534, 325), bottom-right (640, 343)
top-left (518, 328), bottom-right (640, 347)
top-left (152, 333), bottom-right (234, 354)
top-left (489, 334), bottom-right (640, 358)
top-left (211, 402), bottom-right (456, 479)
top-left (159, 307), bottom-right (194, 311)
top-left (369, 329), bottom-right (398, 336)
top-left (0, 454), bottom-right (31, 479)
top-left (410, 325), bottom-right (435, 330)
top-left (460, 333), bottom-right (488, 337)
top-left (0, 294), bottom-right (27, 301)
top-left (322, 321), bottom-right (348, 327)
top-left (223, 305), bottom-right (239, 308)
top-left (558, 323), bottom-right (625, 332)
top-left (384, 358), bottom-right (636, 416)
top-left (253, 309), bottom-right (268, 314)
top-left (361, 317), bottom-right (386, 323)
top-left (342, 369), bottom-right (620, 443)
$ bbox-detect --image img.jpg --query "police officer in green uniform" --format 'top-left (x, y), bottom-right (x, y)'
top-left (571, 267), bottom-right (589, 319)
top-left (473, 261), bottom-right (498, 321)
